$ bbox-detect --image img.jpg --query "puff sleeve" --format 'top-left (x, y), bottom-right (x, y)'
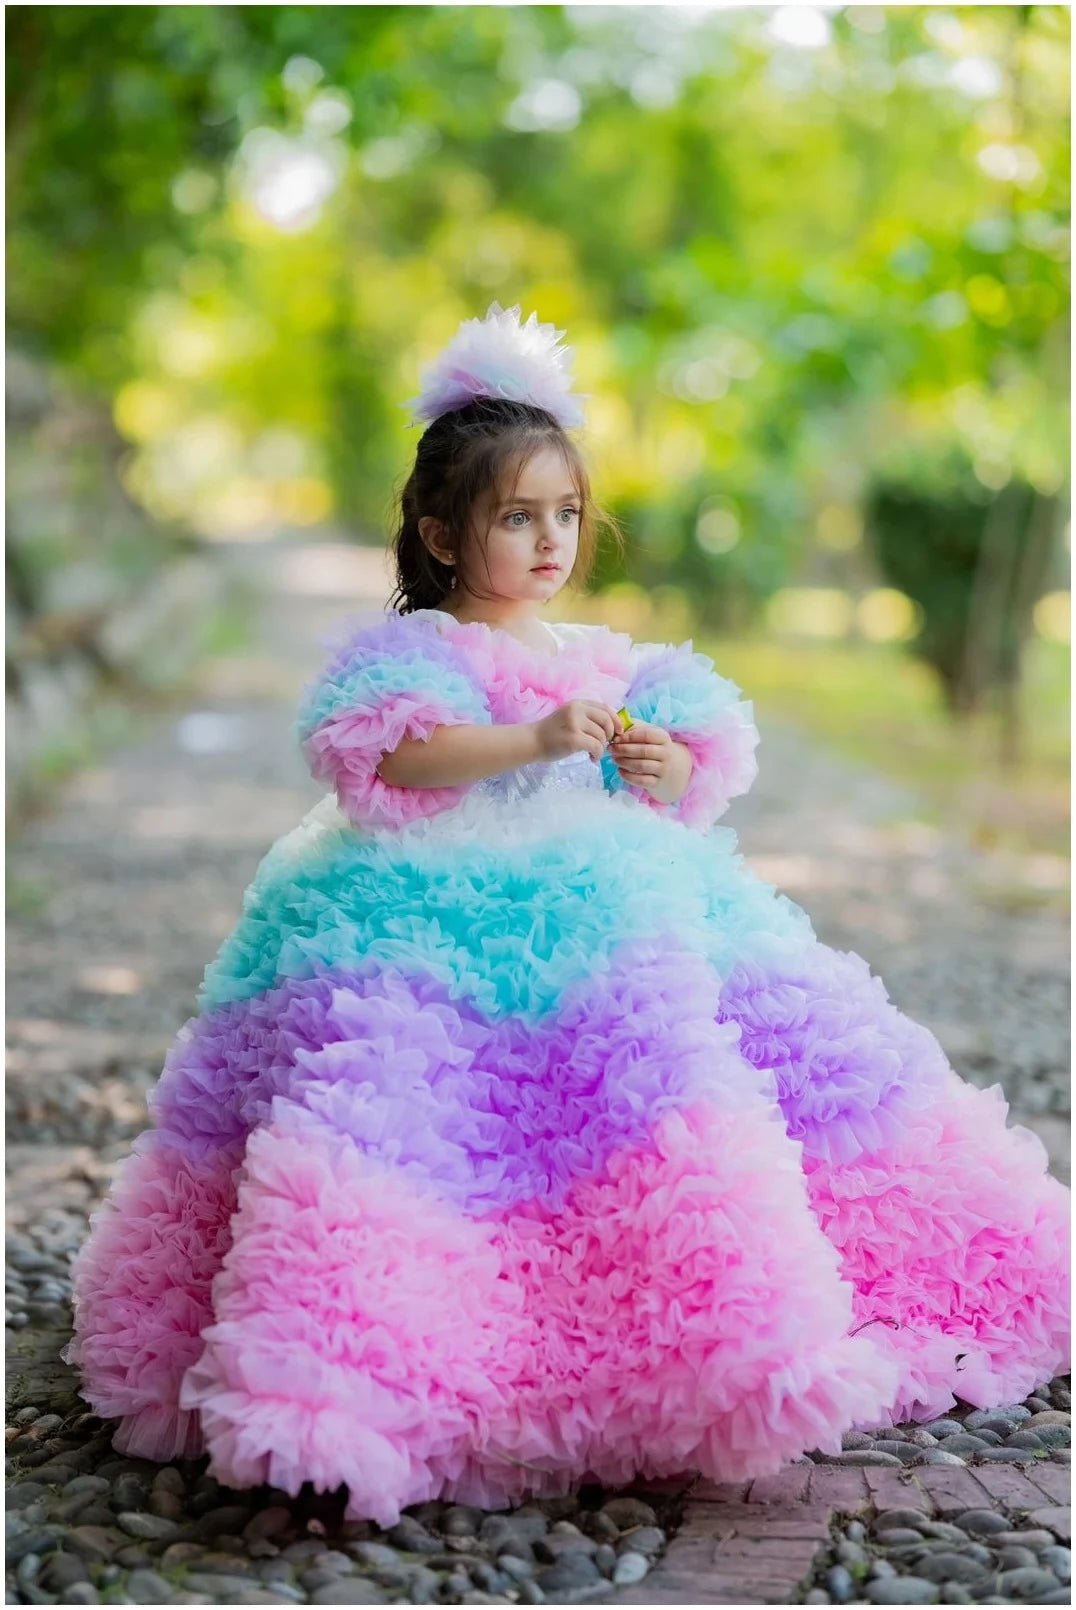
top-left (295, 609), bottom-right (493, 831)
top-left (600, 637), bottom-right (759, 832)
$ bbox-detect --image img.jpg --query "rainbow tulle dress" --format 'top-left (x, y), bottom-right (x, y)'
top-left (64, 606), bottom-right (1070, 1526)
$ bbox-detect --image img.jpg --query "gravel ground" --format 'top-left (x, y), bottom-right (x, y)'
top-left (6, 540), bottom-right (1070, 1604)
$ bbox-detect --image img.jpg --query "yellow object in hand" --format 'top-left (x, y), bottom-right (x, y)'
top-left (616, 706), bottom-right (634, 731)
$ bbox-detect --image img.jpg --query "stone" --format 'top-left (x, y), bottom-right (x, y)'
top-left (347, 1542), bottom-right (400, 1570)
top-left (6, 1526), bottom-right (62, 1563)
top-left (116, 1510), bottom-right (178, 1540)
top-left (964, 1411), bottom-right (1018, 1434)
top-left (533, 1534), bottom-right (598, 1563)
top-left (65, 1525), bottom-right (122, 1563)
top-left (873, 1510), bottom-right (930, 1532)
top-left (914, 1553), bottom-right (992, 1587)
top-left (825, 1564), bottom-right (855, 1602)
top-left (841, 1431), bottom-right (874, 1450)
top-left (1035, 1425), bottom-right (1072, 1448)
top-left (194, 1503), bottom-right (255, 1538)
top-left (1041, 1545), bottom-right (1071, 1582)
top-left (184, 1573), bottom-right (275, 1596)
top-left (612, 1551), bottom-right (649, 1587)
top-left (280, 1540), bottom-right (325, 1562)
top-left (6, 1482), bottom-right (48, 1509)
top-left (152, 1466), bottom-right (188, 1495)
top-left (872, 1441), bottom-right (923, 1465)
top-left (1006, 1429), bottom-right (1048, 1449)
top-left (498, 1554), bottom-right (537, 1583)
top-left (939, 1586), bottom-right (973, 1604)
top-left (39, 1553), bottom-right (90, 1591)
top-left (311, 1585), bottom-right (388, 1607)
top-left (110, 1474), bottom-right (150, 1511)
top-left (997, 1545), bottom-right (1040, 1569)
top-left (617, 1526), bottom-right (664, 1556)
top-left (918, 1449), bottom-right (968, 1466)
top-left (875, 1528), bottom-right (926, 1544)
top-left (148, 1489), bottom-right (184, 1520)
top-left (159, 1542), bottom-right (206, 1567)
top-left (954, 1509), bottom-right (1011, 1535)
top-left (535, 1554), bottom-right (602, 1594)
top-left (866, 1580), bottom-right (940, 1604)
top-left (837, 1450), bottom-right (903, 1466)
top-left (593, 1544), bottom-right (617, 1576)
top-left (125, 1570), bottom-right (174, 1600)
top-left (922, 1421), bottom-right (965, 1438)
top-left (1028, 1411), bottom-right (1072, 1428)
top-left (480, 1513), bottom-right (549, 1550)
top-left (586, 1512), bottom-right (620, 1542)
top-left (936, 1435), bottom-right (988, 1457)
top-left (996, 1566), bottom-right (1064, 1597)
top-left (597, 1498), bottom-right (656, 1530)
top-left (61, 1476), bottom-right (111, 1499)
top-left (442, 1504), bottom-right (484, 1537)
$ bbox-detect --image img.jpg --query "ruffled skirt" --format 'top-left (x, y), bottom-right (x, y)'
top-left (64, 790), bottom-right (1070, 1525)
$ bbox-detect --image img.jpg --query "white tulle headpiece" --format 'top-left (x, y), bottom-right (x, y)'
top-left (403, 301), bottom-right (587, 430)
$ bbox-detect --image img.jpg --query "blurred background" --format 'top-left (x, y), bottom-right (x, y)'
top-left (6, 3), bottom-right (1070, 874)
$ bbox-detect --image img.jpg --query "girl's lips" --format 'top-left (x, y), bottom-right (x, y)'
top-left (532, 564), bottom-right (560, 573)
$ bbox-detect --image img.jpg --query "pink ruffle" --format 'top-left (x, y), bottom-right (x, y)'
top-left (62, 1133), bottom-right (240, 1461)
top-left (177, 1095), bottom-right (898, 1524)
top-left (662, 706), bottom-right (761, 831)
top-left (178, 1105), bottom-right (536, 1525)
top-left (806, 1077), bottom-right (1071, 1423)
top-left (304, 690), bottom-right (480, 830)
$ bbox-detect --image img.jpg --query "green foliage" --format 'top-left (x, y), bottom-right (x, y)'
top-left (866, 452), bottom-right (1063, 711)
top-left (6, 3), bottom-right (1070, 705)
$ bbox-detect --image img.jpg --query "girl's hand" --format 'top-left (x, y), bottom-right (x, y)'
top-left (609, 720), bottom-right (694, 804)
top-left (535, 700), bottom-right (624, 763)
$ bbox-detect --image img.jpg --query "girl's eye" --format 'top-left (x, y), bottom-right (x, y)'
top-left (505, 508), bottom-right (580, 526)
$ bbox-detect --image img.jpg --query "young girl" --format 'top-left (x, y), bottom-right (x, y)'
top-left (65, 302), bottom-right (1069, 1529)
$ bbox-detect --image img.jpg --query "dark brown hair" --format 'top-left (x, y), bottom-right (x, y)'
top-left (387, 396), bottom-right (623, 615)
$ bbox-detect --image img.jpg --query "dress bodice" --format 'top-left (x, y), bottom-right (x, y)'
top-left (471, 747), bottom-right (606, 806)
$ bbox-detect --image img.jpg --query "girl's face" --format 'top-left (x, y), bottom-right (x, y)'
top-left (465, 444), bottom-right (580, 607)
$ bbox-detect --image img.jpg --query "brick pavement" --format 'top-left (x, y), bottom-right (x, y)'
top-left (621, 1462), bottom-right (1072, 1604)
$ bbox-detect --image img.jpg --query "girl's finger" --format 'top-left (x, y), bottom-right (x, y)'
top-left (613, 743), bottom-right (660, 761)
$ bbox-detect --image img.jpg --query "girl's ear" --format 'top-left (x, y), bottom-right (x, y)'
top-left (418, 515), bottom-right (452, 566)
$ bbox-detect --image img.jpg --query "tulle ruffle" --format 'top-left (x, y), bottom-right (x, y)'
top-left (61, 1132), bottom-right (240, 1461)
top-left (807, 1077), bottom-right (1070, 1422)
top-left (600, 638), bottom-right (759, 830)
top-left (718, 945), bottom-right (951, 1164)
top-left (297, 612), bottom-right (493, 829)
top-left (153, 941), bottom-right (770, 1208)
top-left (196, 785), bottom-right (813, 1017)
top-left (177, 1095), bottom-right (899, 1525)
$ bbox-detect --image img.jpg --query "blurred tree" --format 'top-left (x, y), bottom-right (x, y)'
top-left (866, 456), bottom-right (1062, 742)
